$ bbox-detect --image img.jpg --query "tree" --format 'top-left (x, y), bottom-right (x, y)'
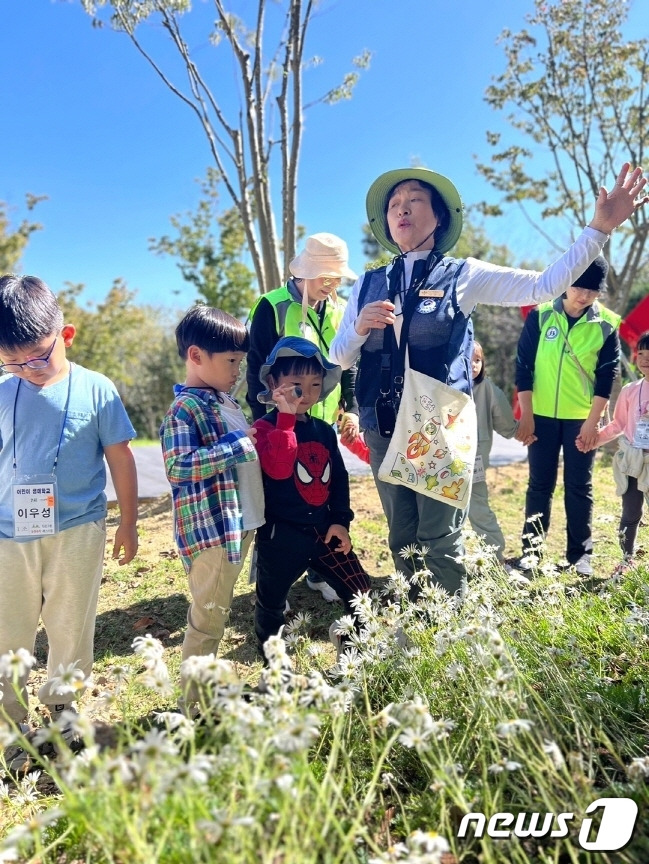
top-left (59, 281), bottom-right (184, 438)
top-left (80, 0), bottom-right (370, 295)
top-left (0, 195), bottom-right (46, 273)
top-left (149, 168), bottom-right (257, 317)
top-left (476, 0), bottom-right (649, 313)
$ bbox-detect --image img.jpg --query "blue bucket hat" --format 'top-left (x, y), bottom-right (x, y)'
top-left (257, 336), bottom-right (342, 406)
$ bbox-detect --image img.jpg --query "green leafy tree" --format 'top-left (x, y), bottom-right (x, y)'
top-left (58, 281), bottom-right (184, 437)
top-left (0, 195), bottom-right (46, 273)
top-left (58, 281), bottom-right (148, 386)
top-left (476, 0), bottom-right (648, 313)
top-left (80, 0), bottom-right (371, 294)
top-left (149, 169), bottom-right (256, 317)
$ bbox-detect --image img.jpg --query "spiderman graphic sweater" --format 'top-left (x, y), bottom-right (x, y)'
top-left (253, 409), bottom-right (354, 530)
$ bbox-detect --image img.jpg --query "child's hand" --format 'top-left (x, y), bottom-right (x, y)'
top-left (325, 524), bottom-right (352, 555)
top-left (272, 384), bottom-right (302, 414)
top-left (339, 412), bottom-right (360, 444)
top-left (576, 432), bottom-right (600, 453)
top-left (246, 426), bottom-right (257, 446)
top-left (113, 523), bottom-right (138, 565)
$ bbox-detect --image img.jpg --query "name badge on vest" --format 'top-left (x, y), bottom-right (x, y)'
top-left (12, 475), bottom-right (59, 537)
top-left (419, 289), bottom-right (444, 298)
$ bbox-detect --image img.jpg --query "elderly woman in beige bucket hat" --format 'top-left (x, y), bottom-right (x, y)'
top-left (329, 163), bottom-right (648, 597)
top-left (246, 232), bottom-right (360, 602)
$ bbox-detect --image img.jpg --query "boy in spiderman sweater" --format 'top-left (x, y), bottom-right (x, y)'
top-left (253, 336), bottom-right (371, 651)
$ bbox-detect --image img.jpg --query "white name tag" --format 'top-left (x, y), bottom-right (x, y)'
top-left (473, 454), bottom-right (486, 484)
top-left (633, 416), bottom-right (649, 450)
top-left (12, 476), bottom-right (59, 537)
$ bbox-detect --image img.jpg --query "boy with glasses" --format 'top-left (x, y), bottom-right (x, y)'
top-left (0, 275), bottom-right (138, 773)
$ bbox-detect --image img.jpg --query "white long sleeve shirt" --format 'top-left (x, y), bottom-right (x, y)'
top-left (330, 226), bottom-right (608, 370)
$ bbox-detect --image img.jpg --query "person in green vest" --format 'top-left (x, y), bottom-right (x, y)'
top-left (246, 232), bottom-right (359, 601)
top-left (514, 256), bottom-right (621, 576)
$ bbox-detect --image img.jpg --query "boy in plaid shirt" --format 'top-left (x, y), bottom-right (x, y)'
top-left (160, 306), bottom-right (263, 703)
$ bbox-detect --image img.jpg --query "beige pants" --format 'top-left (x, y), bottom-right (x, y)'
top-left (180, 532), bottom-right (253, 701)
top-left (0, 519), bottom-right (106, 724)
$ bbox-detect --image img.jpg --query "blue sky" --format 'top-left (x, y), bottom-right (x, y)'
top-left (2, 0), bottom-right (645, 310)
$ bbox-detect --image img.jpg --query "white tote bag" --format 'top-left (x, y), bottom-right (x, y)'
top-left (378, 367), bottom-right (477, 509)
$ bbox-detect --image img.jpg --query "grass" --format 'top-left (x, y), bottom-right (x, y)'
top-left (2, 454), bottom-right (649, 863)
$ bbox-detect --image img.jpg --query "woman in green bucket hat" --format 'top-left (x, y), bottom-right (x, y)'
top-left (330, 163), bottom-right (648, 597)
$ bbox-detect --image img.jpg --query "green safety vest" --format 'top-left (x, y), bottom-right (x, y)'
top-left (532, 297), bottom-right (621, 419)
top-left (250, 284), bottom-right (346, 423)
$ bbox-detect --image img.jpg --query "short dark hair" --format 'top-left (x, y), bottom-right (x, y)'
top-left (384, 179), bottom-right (451, 247)
top-left (0, 275), bottom-right (64, 351)
top-left (473, 340), bottom-right (486, 385)
top-left (636, 331), bottom-right (649, 353)
top-left (268, 355), bottom-right (324, 381)
top-left (175, 305), bottom-right (249, 359)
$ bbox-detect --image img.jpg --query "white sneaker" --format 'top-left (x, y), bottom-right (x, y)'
top-left (574, 555), bottom-right (593, 576)
top-left (306, 575), bottom-right (340, 603)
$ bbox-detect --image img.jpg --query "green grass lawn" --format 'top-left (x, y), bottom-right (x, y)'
top-left (2, 454), bottom-right (648, 863)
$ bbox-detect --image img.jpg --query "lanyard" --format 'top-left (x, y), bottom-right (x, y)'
top-left (12, 365), bottom-right (73, 478)
top-left (305, 303), bottom-right (330, 352)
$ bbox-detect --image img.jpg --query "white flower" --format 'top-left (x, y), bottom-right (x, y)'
top-left (271, 713), bottom-right (320, 753)
top-left (171, 754), bottom-right (216, 786)
top-left (488, 759), bottom-right (523, 773)
top-left (627, 756), bottom-right (649, 782)
top-left (408, 829), bottom-right (450, 855)
top-left (180, 654), bottom-right (238, 686)
top-left (262, 632), bottom-right (292, 668)
top-left (518, 553), bottom-right (540, 571)
top-left (275, 773), bottom-right (296, 793)
top-left (132, 634), bottom-right (165, 666)
top-left (368, 829), bottom-right (449, 863)
top-left (445, 661), bottom-right (464, 680)
top-left (197, 809), bottom-right (255, 844)
top-left (398, 543), bottom-right (421, 560)
top-left (284, 611), bottom-right (312, 634)
top-left (543, 739), bottom-right (565, 770)
top-left (0, 648), bottom-right (36, 680)
top-left (108, 663), bottom-right (131, 684)
top-left (1, 807), bottom-right (64, 848)
top-left (139, 663), bottom-right (174, 696)
top-left (48, 661), bottom-right (87, 697)
top-left (496, 718), bottom-right (534, 737)
top-left (130, 728), bottom-right (178, 762)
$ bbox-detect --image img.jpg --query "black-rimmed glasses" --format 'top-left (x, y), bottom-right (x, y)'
top-left (0, 336), bottom-right (58, 374)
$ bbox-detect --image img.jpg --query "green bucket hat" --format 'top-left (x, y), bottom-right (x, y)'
top-left (366, 167), bottom-right (463, 255)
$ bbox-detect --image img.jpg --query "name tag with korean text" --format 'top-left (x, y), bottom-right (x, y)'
top-left (633, 416), bottom-right (649, 450)
top-left (473, 454), bottom-right (486, 484)
top-left (12, 476), bottom-right (59, 537)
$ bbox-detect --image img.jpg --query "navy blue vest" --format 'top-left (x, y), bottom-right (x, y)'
top-left (356, 257), bottom-right (474, 430)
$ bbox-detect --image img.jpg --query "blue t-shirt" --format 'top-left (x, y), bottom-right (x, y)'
top-left (0, 363), bottom-right (136, 539)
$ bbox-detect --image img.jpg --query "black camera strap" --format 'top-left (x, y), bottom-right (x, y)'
top-left (383, 252), bottom-right (441, 403)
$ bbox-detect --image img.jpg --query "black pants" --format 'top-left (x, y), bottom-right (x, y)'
top-left (523, 415), bottom-right (596, 564)
top-left (619, 475), bottom-right (644, 557)
top-left (254, 519), bottom-right (371, 649)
